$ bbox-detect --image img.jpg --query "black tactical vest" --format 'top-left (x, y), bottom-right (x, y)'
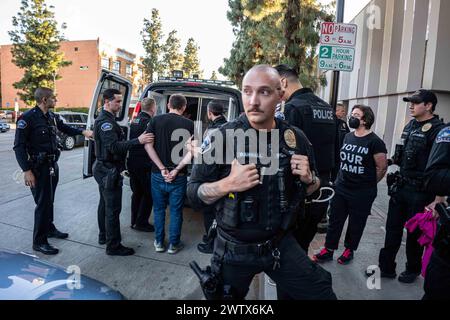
top-left (400, 116), bottom-right (445, 180)
top-left (212, 116), bottom-right (306, 235)
top-left (284, 88), bottom-right (336, 173)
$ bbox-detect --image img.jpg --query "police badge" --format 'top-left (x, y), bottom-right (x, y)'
top-left (422, 123), bottom-right (432, 132)
top-left (284, 129), bottom-right (297, 148)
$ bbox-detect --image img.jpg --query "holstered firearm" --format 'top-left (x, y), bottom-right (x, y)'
top-left (386, 171), bottom-right (402, 196)
top-left (391, 143), bottom-right (404, 166)
top-left (434, 203), bottom-right (450, 260)
top-left (189, 261), bottom-right (232, 300)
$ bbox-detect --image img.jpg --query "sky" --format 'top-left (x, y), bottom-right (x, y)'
top-left (0, 0), bottom-right (370, 79)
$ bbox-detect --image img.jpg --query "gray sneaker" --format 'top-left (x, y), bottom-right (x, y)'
top-left (168, 242), bottom-right (184, 254)
top-left (153, 240), bottom-right (166, 253)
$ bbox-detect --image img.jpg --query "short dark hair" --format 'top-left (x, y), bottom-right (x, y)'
top-left (103, 89), bottom-right (121, 102)
top-left (352, 105), bottom-right (375, 130)
top-left (169, 94), bottom-right (187, 110)
top-left (207, 100), bottom-right (224, 116)
top-left (34, 87), bottom-right (54, 104)
top-left (274, 64), bottom-right (299, 81)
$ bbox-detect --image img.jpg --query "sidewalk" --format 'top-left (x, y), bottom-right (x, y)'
top-left (263, 179), bottom-right (425, 299)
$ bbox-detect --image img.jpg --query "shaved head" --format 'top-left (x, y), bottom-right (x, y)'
top-left (241, 65), bottom-right (284, 130)
top-left (243, 65), bottom-right (282, 89)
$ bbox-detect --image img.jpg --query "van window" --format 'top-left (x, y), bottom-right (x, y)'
top-left (94, 79), bottom-right (129, 121)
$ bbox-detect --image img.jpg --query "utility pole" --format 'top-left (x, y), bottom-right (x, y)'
top-left (330, 0), bottom-right (345, 111)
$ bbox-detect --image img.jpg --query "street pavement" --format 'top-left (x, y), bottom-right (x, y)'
top-left (0, 129), bottom-right (424, 300)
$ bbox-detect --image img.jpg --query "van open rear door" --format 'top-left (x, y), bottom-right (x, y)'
top-left (83, 70), bottom-right (133, 178)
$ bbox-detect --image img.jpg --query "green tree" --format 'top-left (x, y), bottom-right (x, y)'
top-left (220, 0), bottom-right (334, 90)
top-left (183, 38), bottom-right (201, 78)
top-left (141, 8), bottom-right (163, 82)
top-left (8, 0), bottom-right (71, 106)
top-left (282, 0), bottom-right (334, 90)
top-left (161, 30), bottom-right (184, 76)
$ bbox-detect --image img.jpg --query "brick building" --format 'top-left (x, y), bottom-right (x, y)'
top-left (0, 39), bottom-right (145, 109)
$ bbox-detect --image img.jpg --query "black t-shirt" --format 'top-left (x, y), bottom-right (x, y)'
top-left (337, 132), bottom-right (387, 189)
top-left (146, 113), bottom-right (194, 174)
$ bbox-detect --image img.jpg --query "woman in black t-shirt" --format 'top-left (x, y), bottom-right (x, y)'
top-left (314, 105), bottom-right (388, 264)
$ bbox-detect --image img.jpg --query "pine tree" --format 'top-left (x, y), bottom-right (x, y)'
top-left (282, 0), bottom-right (334, 90)
top-left (141, 8), bottom-right (163, 82)
top-left (183, 38), bottom-right (201, 78)
top-left (221, 0), bottom-right (334, 90)
top-left (8, 0), bottom-right (71, 106)
top-left (161, 30), bottom-right (184, 76)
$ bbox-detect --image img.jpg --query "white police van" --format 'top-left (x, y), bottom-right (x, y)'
top-left (83, 69), bottom-right (243, 178)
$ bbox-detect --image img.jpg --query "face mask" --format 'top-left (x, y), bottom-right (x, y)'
top-left (348, 117), bottom-right (361, 129)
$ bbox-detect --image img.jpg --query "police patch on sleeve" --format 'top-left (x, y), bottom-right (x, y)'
top-left (101, 122), bottom-right (113, 132)
top-left (17, 119), bottom-right (27, 129)
top-left (436, 127), bottom-right (450, 144)
top-left (200, 135), bottom-right (212, 154)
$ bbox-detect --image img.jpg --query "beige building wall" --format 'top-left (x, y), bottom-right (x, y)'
top-left (320, 0), bottom-right (450, 155)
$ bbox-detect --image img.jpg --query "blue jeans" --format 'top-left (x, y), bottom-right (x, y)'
top-left (151, 173), bottom-right (187, 245)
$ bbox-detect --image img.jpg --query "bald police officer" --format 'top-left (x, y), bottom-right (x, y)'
top-left (188, 65), bottom-right (336, 300)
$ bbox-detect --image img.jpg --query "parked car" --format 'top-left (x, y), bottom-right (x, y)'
top-left (0, 248), bottom-right (125, 300)
top-left (55, 111), bottom-right (88, 150)
top-left (0, 120), bottom-right (10, 133)
top-left (83, 69), bottom-right (243, 179)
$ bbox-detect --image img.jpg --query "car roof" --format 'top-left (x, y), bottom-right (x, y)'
top-left (0, 248), bottom-right (124, 300)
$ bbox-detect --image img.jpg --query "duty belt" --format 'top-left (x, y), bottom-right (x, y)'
top-left (30, 153), bottom-right (57, 162)
top-left (216, 230), bottom-right (274, 256)
top-left (401, 176), bottom-right (423, 189)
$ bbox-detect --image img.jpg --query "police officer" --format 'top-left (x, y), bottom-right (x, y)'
top-left (93, 89), bottom-right (153, 256)
top-left (275, 64), bottom-right (337, 252)
top-left (187, 65), bottom-right (336, 300)
top-left (14, 87), bottom-right (93, 255)
top-left (423, 124), bottom-right (450, 299)
top-left (332, 103), bottom-right (350, 181)
top-left (127, 97), bottom-right (155, 232)
top-left (377, 89), bottom-right (445, 283)
top-left (197, 100), bottom-right (228, 254)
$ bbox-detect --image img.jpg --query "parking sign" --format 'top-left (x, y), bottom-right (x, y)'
top-left (319, 22), bottom-right (357, 72)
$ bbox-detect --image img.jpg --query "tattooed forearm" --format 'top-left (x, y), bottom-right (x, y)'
top-left (197, 181), bottom-right (229, 205)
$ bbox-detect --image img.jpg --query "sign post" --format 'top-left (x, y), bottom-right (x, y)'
top-left (319, 0), bottom-right (354, 110)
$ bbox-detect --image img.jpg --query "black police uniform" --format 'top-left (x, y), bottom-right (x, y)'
top-left (379, 115), bottom-right (445, 276)
top-left (13, 106), bottom-right (83, 247)
top-left (283, 88), bottom-right (337, 251)
top-left (187, 114), bottom-right (336, 300)
top-left (93, 109), bottom-right (140, 252)
top-left (201, 115), bottom-right (228, 238)
top-left (127, 111), bottom-right (153, 230)
top-left (423, 124), bottom-right (450, 300)
top-left (332, 118), bottom-right (350, 180)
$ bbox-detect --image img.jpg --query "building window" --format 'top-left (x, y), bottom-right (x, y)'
top-left (112, 61), bottom-right (121, 73)
top-left (101, 57), bottom-right (110, 69)
top-left (74, 47), bottom-right (79, 52)
top-left (126, 64), bottom-right (132, 77)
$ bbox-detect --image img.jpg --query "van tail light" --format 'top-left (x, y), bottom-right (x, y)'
top-left (131, 101), bottom-right (141, 121)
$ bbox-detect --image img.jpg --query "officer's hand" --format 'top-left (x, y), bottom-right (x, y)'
top-left (138, 133), bottom-right (154, 144)
top-left (291, 155), bottom-right (313, 184)
top-left (225, 159), bottom-right (260, 192)
top-left (186, 136), bottom-right (201, 159)
top-left (24, 170), bottom-right (36, 188)
top-left (82, 130), bottom-right (93, 139)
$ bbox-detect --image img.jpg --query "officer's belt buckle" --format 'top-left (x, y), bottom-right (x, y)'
top-left (256, 240), bottom-right (272, 256)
